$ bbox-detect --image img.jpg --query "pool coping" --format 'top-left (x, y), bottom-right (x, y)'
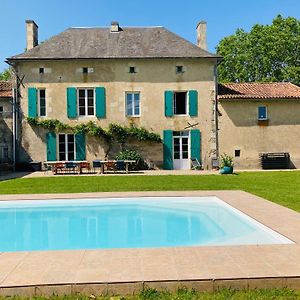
top-left (1, 190), bottom-right (300, 295)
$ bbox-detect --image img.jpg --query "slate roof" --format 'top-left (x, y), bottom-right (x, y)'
top-left (8, 27), bottom-right (221, 61)
top-left (218, 82), bottom-right (300, 100)
top-left (0, 81), bottom-right (12, 98)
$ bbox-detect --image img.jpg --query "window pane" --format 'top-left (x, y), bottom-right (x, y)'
top-left (68, 134), bottom-right (74, 143)
top-left (88, 107), bottom-right (94, 115)
top-left (79, 90), bottom-right (85, 97)
top-left (258, 106), bottom-right (267, 119)
top-left (134, 99), bottom-right (140, 115)
top-left (174, 152), bottom-right (180, 159)
top-left (59, 152), bottom-right (66, 161)
top-left (59, 134), bottom-right (65, 143)
top-left (174, 92), bottom-right (187, 115)
top-left (88, 97), bottom-right (94, 106)
top-left (87, 89), bottom-right (94, 98)
top-left (79, 97), bottom-right (85, 106)
top-left (68, 152), bottom-right (74, 161)
top-left (182, 151), bottom-right (189, 159)
top-left (126, 94), bottom-right (133, 116)
top-left (79, 107), bottom-right (85, 116)
top-left (40, 107), bottom-right (46, 116)
top-left (39, 89), bottom-right (45, 98)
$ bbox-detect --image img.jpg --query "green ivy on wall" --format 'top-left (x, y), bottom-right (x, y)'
top-left (27, 117), bottom-right (162, 144)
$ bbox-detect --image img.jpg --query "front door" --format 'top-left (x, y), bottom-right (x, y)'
top-left (173, 131), bottom-right (190, 170)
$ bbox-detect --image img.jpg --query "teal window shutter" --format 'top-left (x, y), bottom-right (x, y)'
top-left (165, 91), bottom-right (173, 117)
top-left (75, 133), bottom-right (86, 161)
top-left (190, 129), bottom-right (201, 162)
top-left (189, 90), bottom-right (198, 117)
top-left (163, 130), bottom-right (173, 170)
top-left (28, 87), bottom-right (37, 117)
top-left (46, 132), bottom-right (57, 161)
top-left (67, 87), bottom-right (77, 118)
top-left (95, 87), bottom-right (106, 118)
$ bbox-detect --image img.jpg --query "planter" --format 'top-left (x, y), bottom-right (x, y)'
top-left (220, 166), bottom-right (233, 174)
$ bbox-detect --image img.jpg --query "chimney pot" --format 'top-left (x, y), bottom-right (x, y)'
top-left (26, 20), bottom-right (38, 50)
top-left (196, 21), bottom-right (207, 50)
top-left (111, 21), bottom-right (120, 32)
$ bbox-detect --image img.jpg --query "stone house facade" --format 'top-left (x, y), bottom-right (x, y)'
top-left (0, 81), bottom-right (13, 168)
top-left (7, 20), bottom-right (221, 170)
top-left (218, 82), bottom-right (300, 169)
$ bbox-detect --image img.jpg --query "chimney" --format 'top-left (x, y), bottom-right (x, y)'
top-left (196, 21), bottom-right (207, 50)
top-left (26, 20), bottom-right (38, 50)
top-left (110, 21), bottom-right (120, 32)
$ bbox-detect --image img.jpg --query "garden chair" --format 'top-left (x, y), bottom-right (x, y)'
top-left (79, 162), bottom-right (91, 174)
top-left (191, 157), bottom-right (201, 170)
top-left (105, 161), bottom-right (115, 173)
top-left (92, 160), bottom-right (101, 173)
top-left (115, 160), bottom-right (126, 173)
top-left (65, 162), bottom-right (77, 174)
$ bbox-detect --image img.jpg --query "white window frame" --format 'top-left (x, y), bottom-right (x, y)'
top-left (258, 106), bottom-right (268, 121)
top-left (58, 133), bottom-right (76, 161)
top-left (125, 92), bottom-right (141, 117)
top-left (173, 91), bottom-right (188, 116)
top-left (37, 89), bottom-right (46, 117)
top-left (77, 88), bottom-right (95, 117)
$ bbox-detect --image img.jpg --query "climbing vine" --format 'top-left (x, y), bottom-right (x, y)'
top-left (26, 117), bottom-right (162, 144)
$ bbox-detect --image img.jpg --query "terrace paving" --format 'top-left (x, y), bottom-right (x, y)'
top-left (0, 190), bottom-right (300, 295)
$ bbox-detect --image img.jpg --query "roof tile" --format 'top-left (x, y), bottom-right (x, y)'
top-left (0, 81), bottom-right (12, 98)
top-left (218, 82), bottom-right (300, 100)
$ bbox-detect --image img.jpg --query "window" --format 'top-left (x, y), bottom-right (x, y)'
top-left (0, 146), bottom-right (9, 162)
top-left (258, 106), bottom-right (268, 120)
top-left (58, 134), bottom-right (75, 161)
top-left (176, 66), bottom-right (184, 74)
top-left (39, 68), bottom-right (44, 74)
top-left (235, 150), bottom-right (241, 157)
top-left (38, 89), bottom-right (46, 117)
top-left (174, 92), bottom-right (187, 115)
top-left (129, 66), bottom-right (136, 73)
top-left (0, 106), bottom-right (3, 114)
top-left (126, 92), bottom-right (140, 116)
top-left (78, 88), bottom-right (95, 116)
top-left (82, 67), bottom-right (88, 74)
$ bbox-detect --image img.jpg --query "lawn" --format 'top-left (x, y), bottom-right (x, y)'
top-left (0, 171), bottom-right (300, 211)
top-left (1, 288), bottom-right (300, 300)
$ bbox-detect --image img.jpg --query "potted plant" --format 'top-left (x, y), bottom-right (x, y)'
top-left (219, 153), bottom-right (234, 174)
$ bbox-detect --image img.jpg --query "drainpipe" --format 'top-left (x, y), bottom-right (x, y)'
top-left (213, 59), bottom-right (222, 164)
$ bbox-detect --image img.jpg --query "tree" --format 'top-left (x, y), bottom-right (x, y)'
top-left (216, 15), bottom-right (300, 86)
top-left (0, 68), bottom-right (11, 81)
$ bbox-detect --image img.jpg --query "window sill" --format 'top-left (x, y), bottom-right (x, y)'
top-left (257, 119), bottom-right (269, 126)
top-left (126, 115), bottom-right (141, 118)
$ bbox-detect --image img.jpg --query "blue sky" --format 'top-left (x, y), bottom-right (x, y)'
top-left (0, 0), bottom-right (299, 72)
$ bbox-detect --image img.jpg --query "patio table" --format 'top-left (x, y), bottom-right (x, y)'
top-left (44, 161), bottom-right (88, 175)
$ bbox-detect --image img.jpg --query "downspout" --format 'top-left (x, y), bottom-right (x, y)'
top-left (213, 59), bottom-right (222, 164)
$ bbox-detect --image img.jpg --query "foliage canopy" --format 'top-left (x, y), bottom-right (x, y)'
top-left (216, 15), bottom-right (300, 85)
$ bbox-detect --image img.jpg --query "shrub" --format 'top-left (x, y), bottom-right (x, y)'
top-left (115, 149), bottom-right (148, 170)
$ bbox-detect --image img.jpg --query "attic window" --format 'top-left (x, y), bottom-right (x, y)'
top-left (129, 66), bottom-right (136, 74)
top-left (39, 68), bottom-right (44, 74)
top-left (235, 150), bottom-right (241, 157)
top-left (176, 66), bottom-right (184, 74)
top-left (82, 67), bottom-right (88, 74)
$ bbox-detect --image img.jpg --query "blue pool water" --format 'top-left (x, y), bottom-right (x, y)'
top-left (0, 197), bottom-right (293, 252)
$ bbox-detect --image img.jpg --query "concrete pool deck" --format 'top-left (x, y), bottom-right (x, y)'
top-left (1, 190), bottom-right (300, 296)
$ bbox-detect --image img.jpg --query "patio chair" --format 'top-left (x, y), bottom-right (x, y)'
top-left (191, 157), bottom-right (201, 170)
top-left (115, 160), bottom-right (126, 173)
top-left (105, 161), bottom-right (115, 173)
top-left (92, 160), bottom-right (101, 173)
top-left (53, 162), bottom-right (65, 175)
top-left (79, 162), bottom-right (91, 174)
top-left (65, 162), bottom-right (77, 174)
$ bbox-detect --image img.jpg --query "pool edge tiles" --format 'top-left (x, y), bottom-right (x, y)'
top-left (0, 195), bottom-right (294, 252)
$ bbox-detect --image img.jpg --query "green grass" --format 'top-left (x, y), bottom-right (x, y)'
top-left (2, 288), bottom-right (300, 300)
top-left (1, 171), bottom-right (300, 211)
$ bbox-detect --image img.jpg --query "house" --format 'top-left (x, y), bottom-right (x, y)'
top-left (7, 20), bottom-right (221, 170)
top-left (218, 82), bottom-right (300, 169)
top-left (0, 81), bottom-right (13, 169)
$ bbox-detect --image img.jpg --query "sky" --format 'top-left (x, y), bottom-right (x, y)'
top-left (0, 0), bottom-right (299, 72)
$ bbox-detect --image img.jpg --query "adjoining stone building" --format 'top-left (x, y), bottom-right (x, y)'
top-left (0, 81), bottom-right (13, 169)
top-left (7, 20), bottom-right (221, 170)
top-left (218, 82), bottom-right (300, 169)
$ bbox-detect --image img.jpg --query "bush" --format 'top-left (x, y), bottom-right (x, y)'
top-left (115, 149), bottom-right (148, 170)
top-left (220, 153), bottom-right (234, 168)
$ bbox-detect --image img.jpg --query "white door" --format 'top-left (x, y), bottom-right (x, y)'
top-left (173, 131), bottom-right (190, 170)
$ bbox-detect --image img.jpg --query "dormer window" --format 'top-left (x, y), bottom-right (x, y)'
top-left (129, 66), bottom-right (136, 74)
top-left (176, 66), bottom-right (184, 74)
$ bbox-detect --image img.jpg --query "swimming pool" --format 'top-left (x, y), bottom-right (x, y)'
top-left (0, 196), bottom-right (293, 252)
